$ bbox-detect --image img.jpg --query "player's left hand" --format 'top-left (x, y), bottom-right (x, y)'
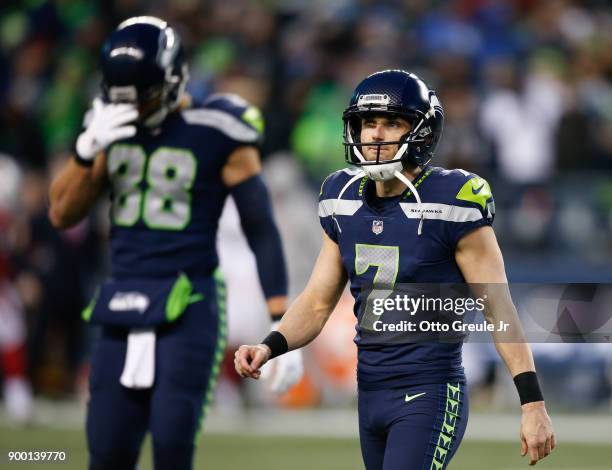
top-left (519, 401), bottom-right (556, 465)
top-left (260, 348), bottom-right (304, 394)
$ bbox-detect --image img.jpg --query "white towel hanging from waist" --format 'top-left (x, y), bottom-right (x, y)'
top-left (120, 328), bottom-right (156, 389)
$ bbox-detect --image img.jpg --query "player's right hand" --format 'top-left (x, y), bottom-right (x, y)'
top-left (234, 344), bottom-right (271, 379)
top-left (76, 97), bottom-right (138, 161)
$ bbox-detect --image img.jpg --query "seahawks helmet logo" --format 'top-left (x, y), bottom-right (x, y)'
top-left (418, 126), bottom-right (432, 138)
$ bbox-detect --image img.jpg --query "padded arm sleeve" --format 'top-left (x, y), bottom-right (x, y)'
top-left (231, 174), bottom-right (288, 299)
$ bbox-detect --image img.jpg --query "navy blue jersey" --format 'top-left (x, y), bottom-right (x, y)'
top-left (318, 166), bottom-right (495, 389)
top-left (105, 94), bottom-right (263, 280)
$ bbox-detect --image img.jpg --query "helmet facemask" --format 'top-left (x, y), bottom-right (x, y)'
top-left (103, 62), bottom-right (188, 128)
top-left (139, 62), bottom-right (188, 128)
top-left (343, 109), bottom-right (435, 181)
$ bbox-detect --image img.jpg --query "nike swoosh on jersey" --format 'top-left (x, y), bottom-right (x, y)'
top-left (472, 184), bottom-right (485, 195)
top-left (404, 392), bottom-right (426, 403)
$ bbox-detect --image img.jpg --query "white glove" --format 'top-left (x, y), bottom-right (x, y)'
top-left (260, 322), bottom-right (304, 394)
top-left (75, 98), bottom-right (138, 161)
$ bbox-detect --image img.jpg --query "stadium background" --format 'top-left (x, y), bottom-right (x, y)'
top-left (0, 0), bottom-right (611, 468)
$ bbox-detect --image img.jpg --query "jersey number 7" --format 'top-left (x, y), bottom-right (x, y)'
top-left (355, 244), bottom-right (399, 331)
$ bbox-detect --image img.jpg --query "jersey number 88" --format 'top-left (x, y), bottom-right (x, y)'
top-left (107, 145), bottom-right (197, 230)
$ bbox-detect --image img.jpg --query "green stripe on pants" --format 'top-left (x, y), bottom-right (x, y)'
top-left (194, 269), bottom-right (228, 445)
top-left (430, 383), bottom-right (462, 470)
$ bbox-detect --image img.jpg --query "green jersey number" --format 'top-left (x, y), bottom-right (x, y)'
top-left (108, 145), bottom-right (197, 230)
top-left (355, 244), bottom-right (400, 286)
top-left (355, 244), bottom-right (400, 331)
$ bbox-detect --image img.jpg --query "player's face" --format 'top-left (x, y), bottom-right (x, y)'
top-left (360, 115), bottom-right (412, 161)
top-left (137, 87), bottom-right (164, 120)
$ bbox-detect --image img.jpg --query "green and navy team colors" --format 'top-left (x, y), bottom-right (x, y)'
top-left (319, 166), bottom-right (494, 469)
top-left (358, 383), bottom-right (468, 470)
top-left (87, 274), bottom-right (227, 470)
top-left (108, 93), bottom-right (263, 280)
top-left (86, 94), bottom-right (260, 470)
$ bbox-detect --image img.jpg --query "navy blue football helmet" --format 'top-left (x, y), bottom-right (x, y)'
top-left (343, 70), bottom-right (444, 178)
top-left (99, 16), bottom-right (188, 127)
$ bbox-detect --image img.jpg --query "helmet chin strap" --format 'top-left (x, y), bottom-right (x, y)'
top-left (346, 128), bottom-right (425, 234)
top-left (351, 134), bottom-right (409, 181)
top-left (331, 168), bottom-right (425, 236)
top-left (362, 161), bottom-right (403, 181)
top-left (393, 170), bottom-right (424, 235)
top-left (331, 171), bottom-right (365, 233)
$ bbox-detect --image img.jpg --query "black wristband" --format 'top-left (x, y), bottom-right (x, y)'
top-left (73, 152), bottom-right (94, 167)
top-left (261, 331), bottom-right (288, 359)
top-left (513, 371), bottom-right (544, 405)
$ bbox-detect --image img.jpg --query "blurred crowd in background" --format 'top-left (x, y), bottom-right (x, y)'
top-left (1, 0), bottom-right (612, 423)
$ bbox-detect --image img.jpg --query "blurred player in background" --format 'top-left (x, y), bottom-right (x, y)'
top-left (0, 155), bottom-right (33, 424)
top-left (48, 16), bottom-right (302, 470)
top-left (236, 70), bottom-right (555, 469)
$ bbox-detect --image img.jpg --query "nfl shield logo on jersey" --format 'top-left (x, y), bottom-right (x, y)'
top-left (372, 220), bottom-right (384, 235)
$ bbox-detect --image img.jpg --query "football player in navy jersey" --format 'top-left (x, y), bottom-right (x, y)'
top-left (49, 16), bottom-right (302, 470)
top-left (236, 70), bottom-right (555, 469)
